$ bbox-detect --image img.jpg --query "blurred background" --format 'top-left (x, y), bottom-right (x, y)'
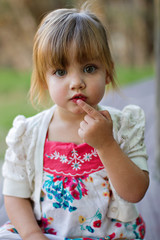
top-left (0, 0), bottom-right (155, 158)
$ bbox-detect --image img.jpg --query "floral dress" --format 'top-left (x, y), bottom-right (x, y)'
top-left (0, 137), bottom-right (145, 240)
top-left (38, 137), bottom-right (145, 240)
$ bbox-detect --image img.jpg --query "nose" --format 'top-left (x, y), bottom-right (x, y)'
top-left (70, 74), bottom-right (86, 90)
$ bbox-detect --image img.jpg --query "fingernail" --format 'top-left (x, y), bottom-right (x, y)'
top-left (76, 99), bottom-right (82, 104)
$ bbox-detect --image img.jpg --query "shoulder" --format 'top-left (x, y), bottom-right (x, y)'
top-left (99, 104), bottom-right (145, 137)
top-left (6, 106), bottom-right (56, 149)
top-left (25, 105), bottom-right (56, 130)
top-left (99, 104), bottom-right (148, 170)
top-left (99, 104), bottom-right (145, 125)
top-left (99, 103), bottom-right (146, 142)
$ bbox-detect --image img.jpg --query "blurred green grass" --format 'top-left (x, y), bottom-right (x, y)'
top-left (0, 69), bottom-right (38, 159)
top-left (0, 65), bottom-right (154, 159)
top-left (0, 69), bottom-right (37, 128)
top-left (116, 64), bottom-right (154, 86)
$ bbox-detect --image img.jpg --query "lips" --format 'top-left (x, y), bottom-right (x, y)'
top-left (71, 94), bottom-right (87, 103)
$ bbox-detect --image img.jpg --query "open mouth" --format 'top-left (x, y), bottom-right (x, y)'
top-left (71, 94), bottom-right (87, 103)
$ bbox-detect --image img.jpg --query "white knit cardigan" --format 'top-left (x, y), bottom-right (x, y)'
top-left (2, 104), bottom-right (148, 222)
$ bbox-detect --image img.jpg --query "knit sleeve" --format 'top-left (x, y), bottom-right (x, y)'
top-left (117, 105), bottom-right (148, 171)
top-left (107, 105), bottom-right (148, 222)
top-left (2, 115), bottom-right (32, 198)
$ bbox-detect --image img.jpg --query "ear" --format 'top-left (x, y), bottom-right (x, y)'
top-left (105, 71), bottom-right (111, 85)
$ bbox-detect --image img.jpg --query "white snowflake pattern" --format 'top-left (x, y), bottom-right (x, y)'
top-left (45, 148), bottom-right (98, 170)
top-left (60, 155), bottom-right (68, 163)
top-left (71, 161), bottom-right (82, 171)
top-left (53, 151), bottom-right (60, 160)
top-left (83, 153), bottom-right (92, 161)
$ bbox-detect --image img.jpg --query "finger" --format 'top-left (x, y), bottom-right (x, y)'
top-left (80, 120), bottom-right (88, 129)
top-left (84, 114), bottom-right (94, 123)
top-left (76, 99), bottom-right (101, 119)
top-left (100, 110), bottom-right (112, 121)
top-left (78, 127), bottom-right (85, 140)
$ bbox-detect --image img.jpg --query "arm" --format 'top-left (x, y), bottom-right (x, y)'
top-left (4, 196), bottom-right (48, 240)
top-left (77, 100), bottom-right (149, 203)
top-left (97, 139), bottom-right (149, 203)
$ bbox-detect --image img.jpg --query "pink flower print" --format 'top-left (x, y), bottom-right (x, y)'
top-left (93, 220), bottom-right (102, 228)
top-left (106, 233), bottom-right (116, 240)
top-left (41, 217), bottom-right (49, 228)
top-left (47, 228), bottom-right (57, 235)
top-left (115, 222), bottom-right (122, 228)
top-left (69, 182), bottom-right (78, 191)
top-left (136, 215), bottom-right (143, 226)
top-left (39, 217), bottom-right (57, 235)
top-left (103, 192), bottom-right (108, 197)
top-left (139, 224), bottom-right (145, 239)
top-left (63, 177), bottom-right (74, 188)
top-left (79, 180), bottom-right (88, 196)
top-left (71, 189), bottom-right (80, 200)
top-left (81, 174), bottom-right (89, 180)
top-left (53, 175), bottom-right (63, 182)
top-left (81, 187), bottom-right (88, 196)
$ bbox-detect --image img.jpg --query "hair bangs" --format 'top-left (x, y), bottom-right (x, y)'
top-left (73, 32), bottom-right (105, 64)
top-left (43, 13), bottom-right (107, 69)
top-left (38, 37), bottom-right (68, 72)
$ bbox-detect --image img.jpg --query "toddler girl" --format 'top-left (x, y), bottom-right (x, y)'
top-left (0, 3), bottom-right (149, 240)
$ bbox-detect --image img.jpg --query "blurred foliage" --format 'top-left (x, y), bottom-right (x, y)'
top-left (0, 0), bottom-right (154, 70)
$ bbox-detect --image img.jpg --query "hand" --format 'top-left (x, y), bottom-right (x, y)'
top-left (77, 100), bottom-right (114, 150)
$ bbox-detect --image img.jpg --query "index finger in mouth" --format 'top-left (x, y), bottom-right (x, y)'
top-left (76, 99), bottom-right (101, 119)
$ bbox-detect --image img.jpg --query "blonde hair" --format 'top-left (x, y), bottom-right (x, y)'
top-left (30, 4), bottom-right (116, 106)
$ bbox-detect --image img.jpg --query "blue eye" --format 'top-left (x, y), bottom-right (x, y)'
top-left (83, 65), bottom-right (97, 73)
top-left (55, 69), bottom-right (67, 77)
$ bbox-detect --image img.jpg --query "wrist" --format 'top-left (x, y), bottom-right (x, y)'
top-left (97, 137), bottom-right (118, 154)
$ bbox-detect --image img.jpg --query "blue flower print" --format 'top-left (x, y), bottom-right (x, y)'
top-left (43, 173), bottom-right (88, 212)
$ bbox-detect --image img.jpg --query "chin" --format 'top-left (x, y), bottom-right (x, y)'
top-left (73, 109), bottom-right (85, 115)
top-left (70, 106), bottom-right (85, 115)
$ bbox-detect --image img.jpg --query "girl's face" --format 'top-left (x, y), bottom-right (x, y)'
top-left (46, 46), bottom-right (109, 116)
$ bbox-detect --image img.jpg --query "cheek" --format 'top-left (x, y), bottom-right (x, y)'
top-left (90, 81), bottom-right (106, 101)
top-left (48, 83), bottom-right (67, 104)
